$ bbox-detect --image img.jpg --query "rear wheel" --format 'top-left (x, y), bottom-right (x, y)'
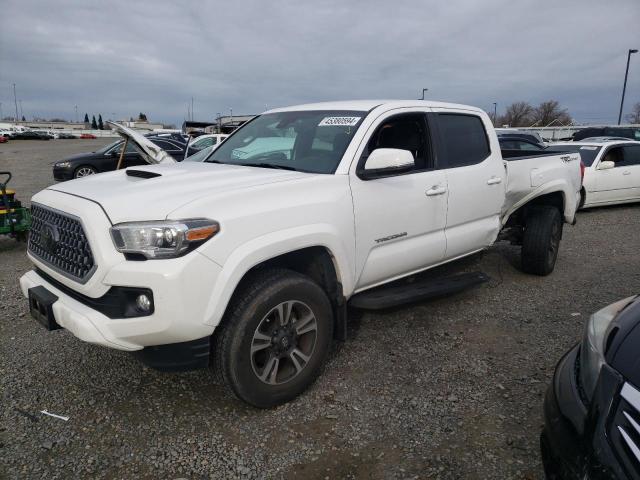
top-left (521, 206), bottom-right (562, 276)
top-left (74, 166), bottom-right (97, 178)
top-left (213, 269), bottom-right (333, 408)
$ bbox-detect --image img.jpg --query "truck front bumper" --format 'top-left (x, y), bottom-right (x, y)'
top-left (20, 250), bottom-right (222, 352)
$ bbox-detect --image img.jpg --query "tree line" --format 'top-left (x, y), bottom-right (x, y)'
top-left (82, 112), bottom-right (148, 130)
top-left (492, 100), bottom-right (572, 127)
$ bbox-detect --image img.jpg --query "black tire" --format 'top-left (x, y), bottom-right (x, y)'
top-left (213, 268), bottom-right (333, 408)
top-left (73, 165), bottom-right (97, 178)
top-left (521, 206), bottom-right (563, 276)
top-left (578, 188), bottom-right (586, 210)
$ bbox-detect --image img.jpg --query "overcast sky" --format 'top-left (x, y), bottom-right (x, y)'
top-left (1, 0), bottom-right (639, 126)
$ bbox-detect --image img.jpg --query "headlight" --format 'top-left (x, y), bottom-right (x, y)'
top-left (55, 161), bottom-right (71, 168)
top-left (110, 219), bottom-right (219, 259)
top-left (579, 296), bottom-right (637, 400)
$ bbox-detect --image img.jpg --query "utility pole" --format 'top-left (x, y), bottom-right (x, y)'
top-left (420, 88), bottom-right (428, 100)
top-left (19, 100), bottom-right (23, 120)
top-left (75, 105), bottom-right (78, 123)
top-left (13, 83), bottom-right (19, 122)
top-left (493, 102), bottom-right (497, 126)
top-left (216, 112), bottom-right (221, 132)
top-left (618, 48), bottom-right (638, 125)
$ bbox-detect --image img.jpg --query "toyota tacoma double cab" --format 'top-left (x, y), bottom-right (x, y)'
top-left (21, 100), bottom-right (582, 407)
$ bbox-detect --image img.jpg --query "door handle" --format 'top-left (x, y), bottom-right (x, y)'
top-left (487, 176), bottom-right (502, 185)
top-left (623, 171), bottom-right (631, 176)
top-left (426, 186), bottom-right (447, 196)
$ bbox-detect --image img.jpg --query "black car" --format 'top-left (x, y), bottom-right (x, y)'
top-left (573, 127), bottom-right (640, 142)
top-left (52, 135), bottom-right (187, 180)
top-left (542, 295), bottom-right (640, 479)
top-left (498, 136), bottom-right (546, 151)
top-left (12, 131), bottom-right (50, 140)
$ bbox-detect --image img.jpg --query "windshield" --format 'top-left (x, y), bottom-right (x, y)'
top-left (96, 140), bottom-right (122, 154)
top-left (551, 145), bottom-right (602, 166)
top-left (206, 110), bottom-right (366, 173)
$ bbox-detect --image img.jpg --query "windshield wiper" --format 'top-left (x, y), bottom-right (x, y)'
top-left (236, 162), bottom-right (297, 171)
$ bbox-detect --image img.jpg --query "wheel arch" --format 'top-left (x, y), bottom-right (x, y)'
top-left (203, 233), bottom-right (352, 339)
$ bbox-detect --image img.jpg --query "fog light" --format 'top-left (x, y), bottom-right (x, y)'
top-left (135, 294), bottom-right (152, 312)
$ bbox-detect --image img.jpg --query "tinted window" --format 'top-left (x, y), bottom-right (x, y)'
top-left (153, 140), bottom-right (183, 152)
top-left (437, 114), bottom-right (490, 167)
top-left (365, 113), bottom-right (431, 170)
top-left (622, 145), bottom-right (640, 166)
top-left (550, 145), bottom-right (602, 167)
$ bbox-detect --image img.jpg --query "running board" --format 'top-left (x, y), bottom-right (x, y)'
top-left (348, 271), bottom-right (489, 310)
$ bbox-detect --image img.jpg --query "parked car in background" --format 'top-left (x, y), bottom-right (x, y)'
top-left (550, 140), bottom-right (640, 208)
top-left (57, 132), bottom-right (77, 139)
top-left (541, 295), bottom-right (640, 479)
top-left (496, 128), bottom-right (545, 144)
top-left (23, 100), bottom-right (582, 408)
top-left (0, 130), bottom-right (14, 139)
top-left (80, 133), bottom-right (97, 139)
top-left (183, 145), bottom-right (216, 162)
top-left (0, 135), bottom-right (8, 143)
top-left (580, 136), bottom-right (632, 142)
top-left (573, 127), bottom-right (640, 142)
top-left (12, 131), bottom-right (50, 140)
top-left (498, 136), bottom-right (546, 151)
top-left (52, 133), bottom-right (185, 180)
top-left (184, 133), bottom-right (228, 159)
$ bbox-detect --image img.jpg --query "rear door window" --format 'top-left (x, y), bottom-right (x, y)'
top-left (622, 145), bottom-right (640, 166)
top-left (437, 114), bottom-right (490, 168)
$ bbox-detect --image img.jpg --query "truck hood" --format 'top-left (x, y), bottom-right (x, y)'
top-left (107, 121), bottom-right (176, 165)
top-left (47, 162), bottom-right (314, 224)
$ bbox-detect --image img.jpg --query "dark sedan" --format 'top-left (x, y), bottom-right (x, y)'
top-left (542, 295), bottom-right (640, 479)
top-left (52, 136), bottom-right (186, 180)
top-left (12, 131), bottom-right (50, 140)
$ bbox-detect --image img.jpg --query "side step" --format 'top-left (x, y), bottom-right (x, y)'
top-left (348, 271), bottom-right (489, 310)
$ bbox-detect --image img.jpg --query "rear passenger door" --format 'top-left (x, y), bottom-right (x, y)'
top-left (622, 145), bottom-right (640, 200)
top-left (432, 110), bottom-right (505, 259)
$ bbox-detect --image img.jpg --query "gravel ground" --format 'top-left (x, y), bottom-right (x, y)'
top-left (1, 139), bottom-right (639, 479)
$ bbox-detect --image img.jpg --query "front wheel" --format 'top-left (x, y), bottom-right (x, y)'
top-left (521, 206), bottom-right (563, 276)
top-left (74, 166), bottom-right (97, 178)
top-left (213, 269), bottom-right (334, 408)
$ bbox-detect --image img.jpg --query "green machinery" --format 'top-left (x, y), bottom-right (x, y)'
top-left (0, 171), bottom-right (31, 241)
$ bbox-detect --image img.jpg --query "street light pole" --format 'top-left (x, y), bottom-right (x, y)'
top-left (13, 83), bottom-right (19, 122)
top-left (493, 102), bottom-right (497, 126)
top-left (19, 100), bottom-right (23, 120)
top-left (420, 88), bottom-right (428, 100)
top-left (75, 105), bottom-right (78, 123)
top-left (618, 48), bottom-right (638, 125)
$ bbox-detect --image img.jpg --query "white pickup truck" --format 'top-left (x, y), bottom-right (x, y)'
top-left (21, 100), bottom-right (582, 407)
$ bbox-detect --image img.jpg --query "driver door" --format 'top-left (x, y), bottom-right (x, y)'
top-left (350, 110), bottom-right (448, 291)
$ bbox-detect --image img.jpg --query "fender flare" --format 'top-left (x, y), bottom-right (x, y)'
top-left (502, 180), bottom-right (576, 226)
top-left (201, 224), bottom-right (353, 327)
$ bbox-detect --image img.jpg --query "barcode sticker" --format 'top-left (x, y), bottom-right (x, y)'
top-left (318, 116), bottom-right (361, 127)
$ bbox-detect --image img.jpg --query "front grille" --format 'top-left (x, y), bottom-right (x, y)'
top-left (610, 382), bottom-right (640, 476)
top-left (28, 204), bottom-right (95, 283)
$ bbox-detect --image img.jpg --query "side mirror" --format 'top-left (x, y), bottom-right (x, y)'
top-left (598, 160), bottom-right (615, 170)
top-left (364, 148), bottom-right (415, 172)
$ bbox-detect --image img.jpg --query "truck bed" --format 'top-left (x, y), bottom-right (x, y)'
top-left (501, 149), bottom-right (582, 225)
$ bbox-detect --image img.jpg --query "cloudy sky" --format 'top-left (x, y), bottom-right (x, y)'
top-left (1, 0), bottom-right (638, 126)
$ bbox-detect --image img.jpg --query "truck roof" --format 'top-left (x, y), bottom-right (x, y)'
top-left (266, 100), bottom-right (484, 114)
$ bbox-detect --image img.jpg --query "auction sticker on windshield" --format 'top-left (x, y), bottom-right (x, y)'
top-left (319, 116), bottom-right (361, 127)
